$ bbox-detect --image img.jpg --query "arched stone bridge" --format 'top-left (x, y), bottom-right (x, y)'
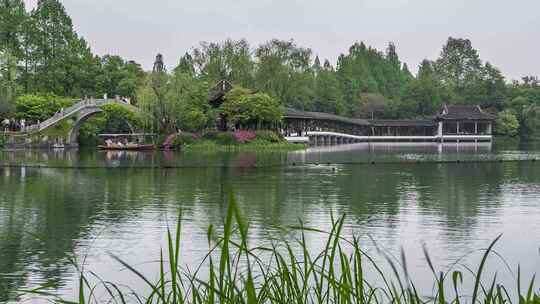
top-left (13, 98), bottom-right (139, 148)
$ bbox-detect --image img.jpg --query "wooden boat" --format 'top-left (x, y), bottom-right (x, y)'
top-left (98, 144), bottom-right (156, 151)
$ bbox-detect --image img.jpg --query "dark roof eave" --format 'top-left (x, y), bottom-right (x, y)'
top-left (435, 117), bottom-right (495, 121)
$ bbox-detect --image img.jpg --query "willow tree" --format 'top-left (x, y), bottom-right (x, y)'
top-left (137, 54), bottom-right (209, 133)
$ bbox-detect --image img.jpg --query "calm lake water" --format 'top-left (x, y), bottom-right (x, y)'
top-left (1, 140), bottom-right (540, 302)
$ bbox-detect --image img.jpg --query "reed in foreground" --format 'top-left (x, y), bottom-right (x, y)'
top-left (23, 195), bottom-right (540, 304)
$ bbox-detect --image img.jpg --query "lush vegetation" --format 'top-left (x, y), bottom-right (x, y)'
top-left (221, 87), bottom-right (282, 129)
top-left (14, 93), bottom-right (73, 122)
top-left (23, 196), bottom-right (540, 303)
top-left (2, 0), bottom-right (540, 139)
top-left (169, 130), bottom-right (304, 151)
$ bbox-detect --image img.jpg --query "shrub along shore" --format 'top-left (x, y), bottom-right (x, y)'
top-left (22, 196), bottom-right (540, 304)
top-left (168, 130), bottom-right (307, 151)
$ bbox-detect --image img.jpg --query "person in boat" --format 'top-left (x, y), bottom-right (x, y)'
top-left (105, 139), bottom-right (114, 147)
top-left (2, 118), bottom-right (9, 132)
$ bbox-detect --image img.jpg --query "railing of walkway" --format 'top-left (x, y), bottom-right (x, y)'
top-left (24, 98), bottom-right (132, 133)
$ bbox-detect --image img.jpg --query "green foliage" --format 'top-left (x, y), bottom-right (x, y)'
top-left (96, 55), bottom-right (145, 98)
top-left (254, 39), bottom-right (315, 109)
top-left (3, 0), bottom-right (540, 138)
top-left (0, 51), bottom-right (19, 118)
top-left (221, 87), bottom-right (282, 127)
top-left (313, 61), bottom-right (344, 114)
top-left (201, 130), bottom-right (219, 141)
top-left (190, 39), bottom-right (254, 88)
top-left (179, 109), bottom-right (207, 133)
top-left (521, 105), bottom-right (540, 138)
top-left (171, 132), bottom-right (197, 148)
top-left (215, 132), bottom-right (235, 145)
top-left (433, 37), bottom-right (507, 108)
top-left (254, 130), bottom-right (283, 143)
top-left (401, 60), bottom-right (446, 117)
top-left (335, 41), bottom-right (410, 115)
top-left (434, 37), bottom-right (482, 95)
top-left (1, 0), bottom-right (145, 100)
top-left (0, 0), bottom-right (26, 57)
top-left (352, 93), bottom-right (395, 119)
top-left (137, 59), bottom-right (209, 132)
top-left (15, 93), bottom-right (73, 121)
top-left (22, 0), bottom-right (99, 96)
top-left (495, 110), bottom-right (519, 137)
top-left (100, 103), bottom-right (142, 128)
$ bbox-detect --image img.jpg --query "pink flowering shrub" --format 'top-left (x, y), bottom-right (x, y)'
top-left (233, 130), bottom-right (256, 143)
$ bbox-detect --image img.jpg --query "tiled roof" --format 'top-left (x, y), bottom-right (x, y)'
top-left (437, 105), bottom-right (496, 120)
top-left (283, 108), bottom-right (370, 126)
top-left (208, 80), bottom-right (233, 102)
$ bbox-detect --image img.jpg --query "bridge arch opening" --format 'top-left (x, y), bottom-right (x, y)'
top-left (68, 109), bottom-right (136, 146)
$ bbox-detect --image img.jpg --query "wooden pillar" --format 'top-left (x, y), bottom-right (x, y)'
top-left (474, 121), bottom-right (478, 134)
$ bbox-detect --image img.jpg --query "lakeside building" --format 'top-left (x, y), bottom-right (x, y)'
top-left (209, 80), bottom-right (496, 143)
top-left (282, 105), bottom-right (495, 143)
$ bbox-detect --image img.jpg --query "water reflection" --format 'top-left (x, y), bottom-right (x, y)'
top-left (4, 140), bottom-right (540, 169)
top-left (1, 142), bottom-right (540, 301)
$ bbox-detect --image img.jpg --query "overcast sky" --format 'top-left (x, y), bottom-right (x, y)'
top-left (23, 0), bottom-right (539, 80)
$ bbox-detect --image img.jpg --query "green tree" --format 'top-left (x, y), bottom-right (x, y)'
top-left (15, 93), bottom-right (73, 121)
top-left (351, 93), bottom-right (395, 119)
top-left (191, 39), bottom-right (254, 87)
top-left (336, 41), bottom-right (410, 115)
top-left (402, 60), bottom-right (445, 117)
top-left (169, 70), bottom-right (209, 132)
top-left (221, 87), bottom-right (282, 128)
top-left (433, 37), bottom-right (508, 108)
top-left (521, 105), bottom-right (540, 138)
top-left (313, 60), bottom-right (343, 114)
top-left (0, 0), bottom-right (26, 117)
top-left (96, 55), bottom-right (144, 98)
top-left (495, 110), bottom-right (519, 136)
top-left (0, 51), bottom-right (19, 118)
top-left (401, 63), bottom-right (413, 79)
top-left (138, 54), bottom-right (209, 132)
top-left (0, 0), bottom-right (26, 57)
top-left (254, 39), bottom-right (315, 110)
top-left (174, 52), bottom-right (195, 76)
top-left (312, 55), bottom-right (322, 72)
top-left (434, 37), bottom-right (482, 97)
top-left (26, 0), bottom-right (100, 96)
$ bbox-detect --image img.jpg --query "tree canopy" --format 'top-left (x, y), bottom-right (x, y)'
top-left (2, 1), bottom-right (540, 137)
top-left (221, 87), bottom-right (282, 128)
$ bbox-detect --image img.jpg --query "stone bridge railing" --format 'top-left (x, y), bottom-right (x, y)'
top-left (25, 98), bottom-right (135, 133)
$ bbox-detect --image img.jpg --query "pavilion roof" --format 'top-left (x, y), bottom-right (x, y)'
top-left (208, 80), bottom-right (233, 103)
top-left (436, 105), bottom-right (496, 121)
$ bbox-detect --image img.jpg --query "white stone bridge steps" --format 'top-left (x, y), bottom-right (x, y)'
top-left (14, 98), bottom-right (140, 147)
top-left (25, 98), bottom-right (137, 133)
